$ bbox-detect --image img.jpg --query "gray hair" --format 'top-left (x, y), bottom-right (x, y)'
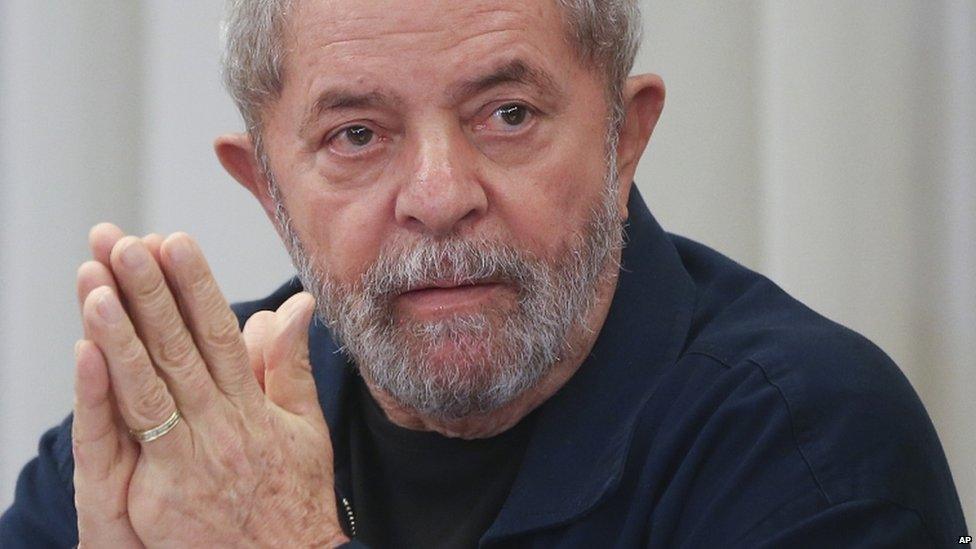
top-left (220, 0), bottom-right (642, 145)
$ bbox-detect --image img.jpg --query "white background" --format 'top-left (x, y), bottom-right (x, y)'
top-left (1, 0), bottom-right (973, 530)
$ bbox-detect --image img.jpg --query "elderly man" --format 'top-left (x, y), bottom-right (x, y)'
top-left (1, 0), bottom-right (968, 547)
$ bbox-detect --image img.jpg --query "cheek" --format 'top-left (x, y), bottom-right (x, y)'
top-left (287, 185), bottom-right (394, 283)
top-left (489, 128), bottom-right (608, 257)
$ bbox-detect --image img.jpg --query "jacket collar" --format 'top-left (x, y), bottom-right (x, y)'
top-left (304, 187), bottom-right (697, 539)
top-left (484, 187), bottom-right (696, 540)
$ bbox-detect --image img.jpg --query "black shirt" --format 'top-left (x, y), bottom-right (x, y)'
top-left (349, 376), bottom-right (535, 548)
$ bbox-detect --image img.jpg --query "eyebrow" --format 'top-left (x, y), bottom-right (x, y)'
top-left (300, 88), bottom-right (403, 137)
top-left (450, 59), bottom-right (565, 103)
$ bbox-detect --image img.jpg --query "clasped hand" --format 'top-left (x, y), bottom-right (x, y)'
top-left (71, 224), bottom-right (347, 548)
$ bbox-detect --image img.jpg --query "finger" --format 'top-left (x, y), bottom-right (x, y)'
top-left (83, 286), bottom-right (188, 456)
top-left (139, 232), bottom-right (167, 332)
top-left (72, 340), bottom-right (142, 545)
top-left (242, 310), bottom-right (275, 391)
top-left (76, 262), bottom-right (139, 437)
top-left (265, 293), bottom-right (321, 418)
top-left (109, 236), bottom-right (219, 416)
top-left (72, 340), bottom-right (128, 480)
top-left (142, 233), bottom-right (164, 265)
top-left (77, 261), bottom-right (118, 333)
top-left (89, 222), bottom-right (126, 267)
top-left (160, 233), bottom-right (261, 404)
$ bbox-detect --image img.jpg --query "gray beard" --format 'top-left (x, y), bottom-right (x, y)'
top-left (268, 162), bottom-right (624, 421)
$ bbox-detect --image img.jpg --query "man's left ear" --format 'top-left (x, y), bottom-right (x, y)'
top-left (614, 74), bottom-right (665, 220)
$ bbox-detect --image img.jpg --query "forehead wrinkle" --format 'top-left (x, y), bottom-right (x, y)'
top-left (286, 2), bottom-right (538, 65)
top-left (303, 25), bottom-right (529, 65)
top-left (290, 6), bottom-right (518, 56)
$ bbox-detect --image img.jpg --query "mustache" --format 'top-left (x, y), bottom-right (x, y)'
top-left (356, 237), bottom-right (540, 300)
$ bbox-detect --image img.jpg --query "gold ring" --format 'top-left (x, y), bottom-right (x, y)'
top-left (129, 409), bottom-right (182, 443)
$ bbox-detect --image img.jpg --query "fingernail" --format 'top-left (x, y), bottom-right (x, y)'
top-left (166, 236), bottom-right (192, 265)
top-left (120, 241), bottom-right (148, 270)
top-left (96, 290), bottom-right (123, 323)
top-left (74, 340), bottom-right (84, 359)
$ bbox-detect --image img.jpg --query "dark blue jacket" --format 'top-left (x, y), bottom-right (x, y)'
top-left (1, 190), bottom-right (968, 547)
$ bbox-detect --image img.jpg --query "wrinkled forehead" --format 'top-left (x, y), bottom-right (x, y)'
top-left (278, 0), bottom-right (580, 100)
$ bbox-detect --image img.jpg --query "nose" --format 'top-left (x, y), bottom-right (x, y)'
top-left (394, 123), bottom-right (487, 237)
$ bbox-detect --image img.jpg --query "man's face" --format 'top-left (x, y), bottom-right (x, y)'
top-left (258, 0), bottom-right (628, 418)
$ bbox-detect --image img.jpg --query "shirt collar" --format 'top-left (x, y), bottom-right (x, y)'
top-left (305, 186), bottom-right (697, 539)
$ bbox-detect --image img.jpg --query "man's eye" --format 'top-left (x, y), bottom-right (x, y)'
top-left (342, 125), bottom-right (374, 146)
top-left (327, 124), bottom-right (379, 156)
top-left (497, 104), bottom-right (527, 125)
top-left (488, 104), bottom-right (533, 130)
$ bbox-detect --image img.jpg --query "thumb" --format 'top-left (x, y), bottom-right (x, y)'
top-left (264, 292), bottom-right (321, 418)
top-left (242, 310), bottom-right (275, 391)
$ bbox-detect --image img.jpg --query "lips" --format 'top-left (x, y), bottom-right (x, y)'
top-left (402, 278), bottom-right (501, 294)
top-left (395, 279), bottom-right (508, 317)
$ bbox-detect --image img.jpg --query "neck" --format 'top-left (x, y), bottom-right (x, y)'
top-left (362, 253), bottom-right (621, 439)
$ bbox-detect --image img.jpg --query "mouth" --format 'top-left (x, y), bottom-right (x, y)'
top-left (403, 277), bottom-right (503, 292)
top-left (395, 279), bottom-right (509, 317)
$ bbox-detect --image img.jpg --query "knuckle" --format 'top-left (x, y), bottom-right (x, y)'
top-left (158, 328), bottom-right (197, 365)
top-left (180, 367), bottom-right (215, 397)
top-left (208, 317), bottom-right (243, 352)
top-left (134, 273), bottom-right (170, 309)
top-left (294, 357), bottom-right (313, 374)
top-left (117, 337), bottom-right (146, 366)
top-left (187, 268), bottom-right (217, 299)
top-left (70, 437), bottom-right (85, 462)
top-left (134, 379), bottom-right (173, 421)
top-left (71, 439), bottom-right (107, 479)
top-left (107, 503), bottom-right (131, 524)
top-left (156, 351), bottom-right (211, 398)
top-left (203, 294), bottom-right (231, 324)
top-left (188, 275), bottom-right (231, 318)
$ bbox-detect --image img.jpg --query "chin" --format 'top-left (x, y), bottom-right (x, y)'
top-left (402, 316), bottom-right (504, 382)
top-left (363, 314), bottom-right (550, 419)
top-left (419, 340), bottom-right (494, 377)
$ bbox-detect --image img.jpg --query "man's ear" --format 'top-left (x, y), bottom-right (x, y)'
top-left (214, 133), bottom-right (277, 220)
top-left (614, 74), bottom-right (665, 220)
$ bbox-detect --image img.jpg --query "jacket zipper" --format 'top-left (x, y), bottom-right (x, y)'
top-left (340, 496), bottom-right (357, 538)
